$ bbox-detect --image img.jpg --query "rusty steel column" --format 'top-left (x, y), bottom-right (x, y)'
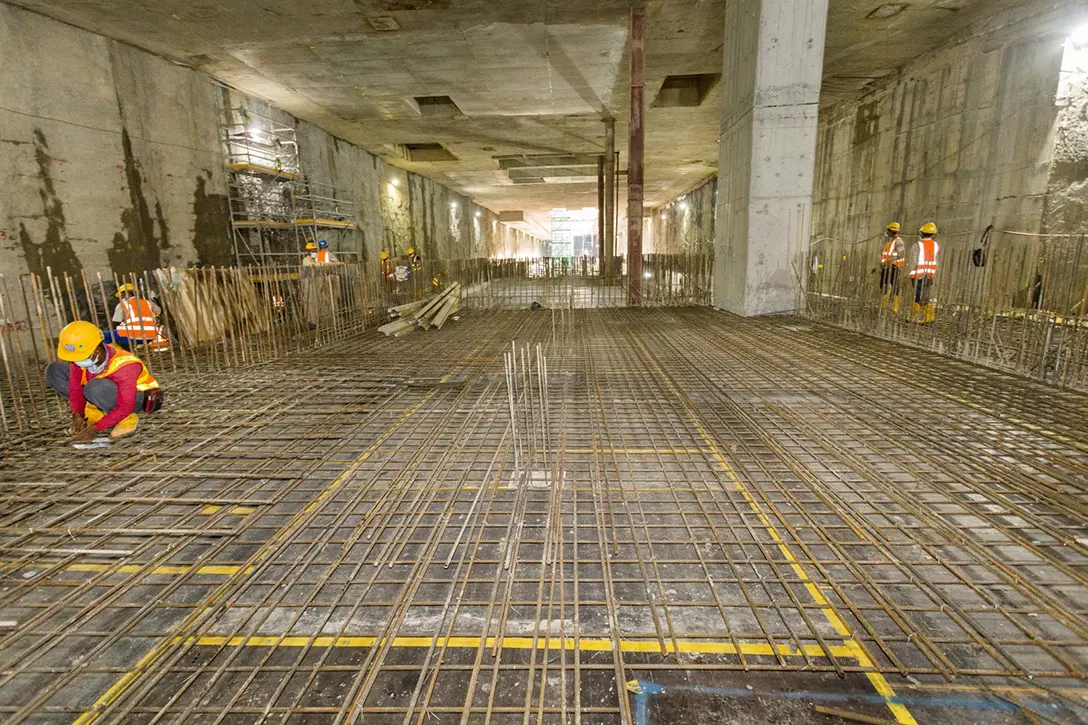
top-left (603, 119), bottom-right (616, 279)
top-left (626, 6), bottom-right (645, 305)
top-left (597, 155), bottom-right (605, 266)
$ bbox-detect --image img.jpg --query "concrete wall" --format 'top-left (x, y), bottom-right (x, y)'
top-left (0, 3), bottom-right (538, 330)
top-left (811, 4), bottom-right (1066, 247)
top-left (648, 176), bottom-right (716, 255)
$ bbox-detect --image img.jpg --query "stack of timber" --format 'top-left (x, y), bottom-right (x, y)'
top-left (378, 283), bottom-right (462, 337)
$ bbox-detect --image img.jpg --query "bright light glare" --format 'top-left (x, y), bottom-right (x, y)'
top-left (643, 271), bottom-right (652, 279)
top-left (660, 213), bottom-right (666, 219)
top-left (475, 211), bottom-right (481, 218)
top-left (679, 201), bottom-right (689, 210)
top-left (390, 178), bottom-right (399, 186)
top-left (450, 202), bottom-right (458, 209)
top-left (1073, 24), bottom-right (1088, 48)
top-left (387, 182), bottom-right (397, 193)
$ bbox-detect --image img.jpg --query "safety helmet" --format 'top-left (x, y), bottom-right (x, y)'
top-left (919, 222), bottom-right (937, 236)
top-left (405, 247), bottom-right (415, 256)
top-left (886, 222), bottom-right (901, 233)
top-left (318, 239), bottom-right (328, 248)
top-left (115, 283), bottom-right (136, 298)
top-left (305, 241), bottom-right (318, 251)
top-left (57, 321), bottom-right (104, 362)
top-left (380, 250), bottom-right (390, 260)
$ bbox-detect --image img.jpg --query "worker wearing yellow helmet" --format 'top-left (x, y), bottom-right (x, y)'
top-left (909, 222), bottom-right (940, 324)
top-left (103, 282), bottom-right (169, 352)
top-left (302, 240), bottom-right (319, 266)
top-left (880, 221), bottom-right (905, 312)
top-left (46, 321), bottom-right (163, 444)
top-left (379, 250), bottom-right (395, 281)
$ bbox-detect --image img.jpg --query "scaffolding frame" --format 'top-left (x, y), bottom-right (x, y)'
top-left (220, 103), bottom-right (358, 266)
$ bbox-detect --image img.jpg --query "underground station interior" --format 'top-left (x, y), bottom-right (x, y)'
top-left (1, 0), bottom-right (1087, 723)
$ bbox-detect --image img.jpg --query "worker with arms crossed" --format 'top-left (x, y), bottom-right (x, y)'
top-left (880, 222), bottom-right (905, 311)
top-left (46, 321), bottom-right (164, 442)
top-left (909, 222), bottom-right (940, 324)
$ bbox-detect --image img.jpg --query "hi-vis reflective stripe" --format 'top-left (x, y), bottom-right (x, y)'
top-left (881, 238), bottom-right (904, 267)
top-left (117, 298), bottom-right (158, 337)
top-left (910, 239), bottom-right (939, 279)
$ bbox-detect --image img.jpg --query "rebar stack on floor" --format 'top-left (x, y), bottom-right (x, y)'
top-left (0, 307), bottom-right (1085, 724)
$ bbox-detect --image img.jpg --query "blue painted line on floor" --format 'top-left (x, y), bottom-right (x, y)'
top-left (629, 679), bottom-right (1063, 725)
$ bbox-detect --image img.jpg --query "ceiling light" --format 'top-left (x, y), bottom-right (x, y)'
top-left (450, 202), bottom-right (458, 209)
top-left (390, 178), bottom-right (398, 186)
top-left (867, 4), bottom-right (907, 19)
top-left (1072, 23), bottom-right (1088, 48)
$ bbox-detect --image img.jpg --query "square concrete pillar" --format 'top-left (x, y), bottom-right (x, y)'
top-left (713, 0), bottom-right (829, 316)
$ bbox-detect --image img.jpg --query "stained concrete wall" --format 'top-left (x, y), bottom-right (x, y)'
top-left (0, 4), bottom-right (229, 285)
top-left (0, 2), bottom-right (539, 334)
top-left (811, 4), bottom-right (1066, 247)
top-left (648, 176), bottom-right (716, 255)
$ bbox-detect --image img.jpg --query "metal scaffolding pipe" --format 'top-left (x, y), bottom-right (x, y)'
top-left (597, 156), bottom-right (605, 264)
top-left (627, 7), bottom-right (645, 305)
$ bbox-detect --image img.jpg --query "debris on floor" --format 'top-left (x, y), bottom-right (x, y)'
top-left (378, 283), bottom-right (462, 336)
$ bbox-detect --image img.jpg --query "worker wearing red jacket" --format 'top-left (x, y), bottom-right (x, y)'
top-left (46, 321), bottom-right (163, 442)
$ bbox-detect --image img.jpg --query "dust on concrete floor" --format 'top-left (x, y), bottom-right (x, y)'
top-left (0, 308), bottom-right (1085, 724)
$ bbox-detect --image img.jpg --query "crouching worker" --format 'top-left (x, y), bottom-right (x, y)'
top-left (47, 321), bottom-right (163, 443)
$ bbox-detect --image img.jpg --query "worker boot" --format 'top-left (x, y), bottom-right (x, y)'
top-left (892, 295), bottom-right (900, 313)
top-left (85, 404), bottom-right (104, 425)
top-left (911, 302), bottom-right (921, 323)
top-left (110, 414), bottom-right (139, 439)
top-left (924, 303), bottom-right (936, 325)
top-left (881, 292), bottom-right (889, 309)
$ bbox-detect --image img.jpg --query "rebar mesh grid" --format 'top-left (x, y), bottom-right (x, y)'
top-left (0, 308), bottom-right (1085, 724)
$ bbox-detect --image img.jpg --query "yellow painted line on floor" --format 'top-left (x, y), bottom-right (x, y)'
top-left (1, 561), bottom-right (248, 577)
top-left (65, 562), bottom-right (248, 576)
top-left (637, 349), bottom-right (919, 725)
top-left (199, 505), bottom-right (256, 515)
top-left (189, 634), bottom-right (853, 659)
top-left (72, 645), bottom-right (165, 725)
top-left (76, 391), bottom-right (439, 725)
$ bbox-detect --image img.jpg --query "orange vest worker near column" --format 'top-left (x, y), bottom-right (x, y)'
top-left (46, 321), bottom-right (163, 442)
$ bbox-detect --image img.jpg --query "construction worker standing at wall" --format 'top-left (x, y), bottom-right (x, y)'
top-left (46, 321), bottom-right (163, 443)
top-left (880, 222), bottom-right (905, 311)
top-left (104, 284), bottom-right (169, 351)
top-left (909, 223), bottom-right (940, 324)
top-left (315, 239), bottom-right (339, 264)
top-left (302, 240), bottom-right (319, 266)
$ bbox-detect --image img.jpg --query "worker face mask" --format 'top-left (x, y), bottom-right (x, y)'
top-left (75, 355), bottom-right (107, 374)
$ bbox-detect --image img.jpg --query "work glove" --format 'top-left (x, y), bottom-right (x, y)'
top-left (71, 423), bottom-right (98, 444)
top-left (68, 413), bottom-right (88, 436)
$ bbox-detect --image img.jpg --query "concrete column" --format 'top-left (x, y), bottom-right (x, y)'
top-left (603, 119), bottom-right (616, 278)
top-left (713, 0), bottom-right (829, 316)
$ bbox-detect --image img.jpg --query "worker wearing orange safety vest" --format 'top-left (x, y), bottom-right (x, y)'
top-left (315, 239), bottom-right (339, 263)
top-left (880, 222), bottom-right (905, 312)
top-left (909, 222), bottom-right (940, 324)
top-left (105, 284), bottom-right (170, 351)
top-left (46, 321), bottom-right (163, 443)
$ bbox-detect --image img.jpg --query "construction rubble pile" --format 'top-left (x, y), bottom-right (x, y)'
top-left (378, 283), bottom-right (462, 337)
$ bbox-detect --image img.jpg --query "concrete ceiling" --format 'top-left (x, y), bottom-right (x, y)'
top-left (4, 0), bottom-right (1029, 236)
